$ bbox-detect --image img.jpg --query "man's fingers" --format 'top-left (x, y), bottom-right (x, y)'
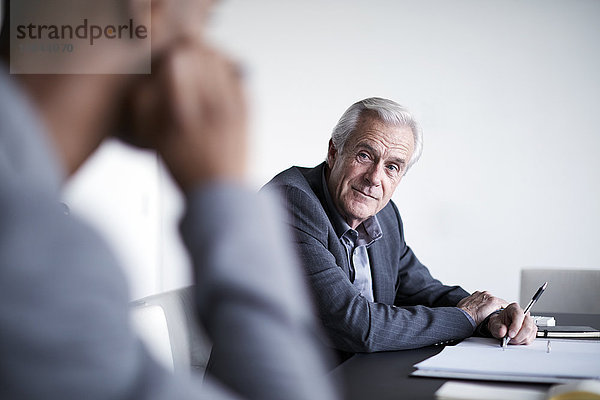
top-left (505, 303), bottom-right (525, 338)
top-left (458, 291), bottom-right (508, 325)
top-left (162, 44), bottom-right (207, 136)
top-left (486, 302), bottom-right (537, 346)
top-left (479, 291), bottom-right (506, 309)
top-left (150, 41), bottom-right (248, 190)
top-left (487, 314), bottom-right (508, 339)
top-left (509, 314), bottom-right (538, 345)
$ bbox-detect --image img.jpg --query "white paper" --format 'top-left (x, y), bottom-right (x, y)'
top-left (414, 337), bottom-right (600, 382)
top-left (435, 381), bottom-right (546, 400)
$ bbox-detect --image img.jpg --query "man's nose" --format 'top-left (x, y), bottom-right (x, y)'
top-left (364, 163), bottom-right (384, 186)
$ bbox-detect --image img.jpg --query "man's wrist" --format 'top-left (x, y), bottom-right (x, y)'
top-left (474, 308), bottom-right (503, 337)
top-left (458, 308), bottom-right (477, 329)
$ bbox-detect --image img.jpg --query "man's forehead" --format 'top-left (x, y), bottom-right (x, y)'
top-left (348, 119), bottom-right (413, 151)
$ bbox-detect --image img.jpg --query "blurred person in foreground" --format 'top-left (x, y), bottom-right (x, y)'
top-left (0, 1), bottom-right (337, 399)
top-left (263, 97), bottom-right (537, 362)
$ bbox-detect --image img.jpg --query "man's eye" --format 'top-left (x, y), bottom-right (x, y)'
top-left (357, 152), bottom-right (369, 160)
top-left (386, 164), bottom-right (401, 175)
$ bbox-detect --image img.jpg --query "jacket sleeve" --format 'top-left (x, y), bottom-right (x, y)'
top-left (0, 177), bottom-right (337, 400)
top-left (282, 185), bottom-right (475, 353)
top-left (180, 184), bottom-right (338, 400)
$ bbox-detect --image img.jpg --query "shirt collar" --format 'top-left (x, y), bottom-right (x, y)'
top-left (321, 166), bottom-right (383, 245)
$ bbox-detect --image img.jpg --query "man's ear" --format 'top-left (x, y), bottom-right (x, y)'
top-left (327, 139), bottom-right (338, 168)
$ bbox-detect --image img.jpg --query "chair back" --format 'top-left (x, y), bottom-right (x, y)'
top-left (130, 286), bottom-right (212, 375)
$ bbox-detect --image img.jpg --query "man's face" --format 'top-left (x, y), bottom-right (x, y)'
top-left (327, 114), bottom-right (415, 229)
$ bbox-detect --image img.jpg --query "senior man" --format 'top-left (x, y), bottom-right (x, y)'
top-left (263, 97), bottom-right (536, 360)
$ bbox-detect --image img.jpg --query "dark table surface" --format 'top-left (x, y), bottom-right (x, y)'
top-left (330, 313), bottom-right (600, 400)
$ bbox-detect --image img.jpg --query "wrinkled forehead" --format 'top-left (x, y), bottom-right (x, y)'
top-left (347, 113), bottom-right (414, 152)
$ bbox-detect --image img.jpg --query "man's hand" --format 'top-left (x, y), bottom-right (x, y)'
top-left (127, 42), bottom-right (247, 192)
top-left (488, 302), bottom-right (537, 345)
top-left (156, 43), bottom-right (247, 190)
top-left (457, 291), bottom-right (507, 326)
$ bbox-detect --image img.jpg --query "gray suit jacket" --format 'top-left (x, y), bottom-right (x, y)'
top-left (0, 69), bottom-right (337, 400)
top-left (264, 163), bottom-right (476, 354)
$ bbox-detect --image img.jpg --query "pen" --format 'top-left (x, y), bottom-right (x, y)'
top-left (501, 281), bottom-right (548, 349)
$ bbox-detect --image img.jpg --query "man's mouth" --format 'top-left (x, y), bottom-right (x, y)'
top-left (352, 187), bottom-right (378, 200)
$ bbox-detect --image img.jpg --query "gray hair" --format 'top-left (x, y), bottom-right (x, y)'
top-left (329, 97), bottom-right (423, 171)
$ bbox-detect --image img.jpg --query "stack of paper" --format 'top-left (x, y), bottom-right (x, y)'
top-left (413, 337), bottom-right (600, 383)
top-left (435, 381), bottom-right (546, 400)
top-left (435, 379), bottom-right (600, 400)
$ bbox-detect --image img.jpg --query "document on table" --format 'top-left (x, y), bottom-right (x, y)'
top-left (435, 381), bottom-right (547, 400)
top-left (412, 337), bottom-right (600, 383)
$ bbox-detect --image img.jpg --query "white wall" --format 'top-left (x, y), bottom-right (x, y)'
top-left (63, 0), bottom-right (600, 302)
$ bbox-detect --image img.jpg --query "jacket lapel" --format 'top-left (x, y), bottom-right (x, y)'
top-left (302, 163), bottom-right (354, 280)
